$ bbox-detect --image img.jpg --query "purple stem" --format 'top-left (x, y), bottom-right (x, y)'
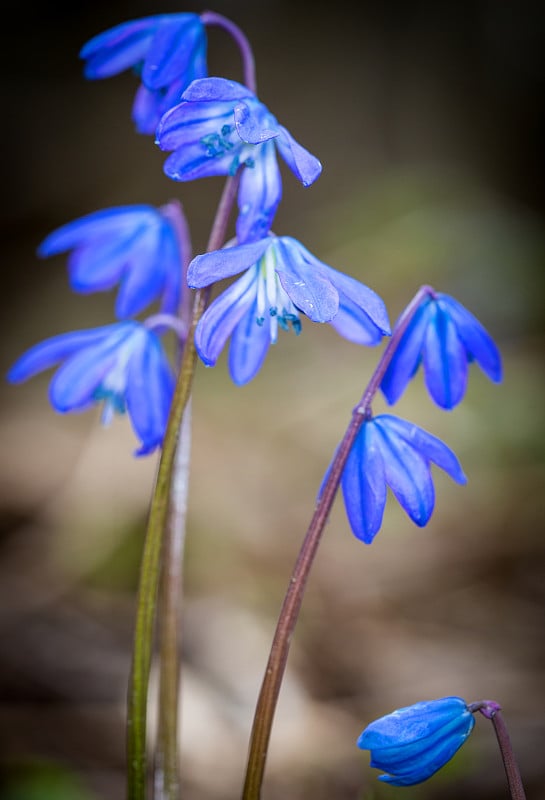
top-left (200, 11), bottom-right (257, 93)
top-left (470, 701), bottom-right (527, 800)
top-left (241, 285), bottom-right (435, 800)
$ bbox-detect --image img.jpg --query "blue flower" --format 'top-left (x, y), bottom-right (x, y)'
top-left (7, 322), bottom-right (175, 456)
top-left (187, 235), bottom-right (390, 385)
top-left (38, 203), bottom-right (186, 319)
top-left (80, 14), bottom-right (207, 134)
top-left (358, 697), bottom-right (475, 786)
top-left (156, 77), bottom-right (322, 242)
top-left (381, 290), bottom-right (502, 409)
top-left (341, 414), bottom-right (466, 543)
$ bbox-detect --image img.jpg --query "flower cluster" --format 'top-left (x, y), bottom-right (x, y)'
top-left (333, 286), bottom-right (501, 544)
top-left (7, 8), bottom-right (513, 799)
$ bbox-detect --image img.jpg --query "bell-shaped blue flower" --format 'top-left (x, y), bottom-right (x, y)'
top-left (7, 321), bottom-right (175, 456)
top-left (156, 77), bottom-right (322, 242)
top-left (341, 414), bottom-right (466, 543)
top-left (381, 290), bottom-right (502, 409)
top-left (187, 235), bottom-right (390, 385)
top-left (38, 203), bottom-right (186, 319)
top-left (80, 14), bottom-right (207, 134)
top-left (358, 697), bottom-right (475, 786)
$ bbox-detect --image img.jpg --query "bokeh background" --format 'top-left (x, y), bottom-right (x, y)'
top-left (1, 1), bottom-right (544, 798)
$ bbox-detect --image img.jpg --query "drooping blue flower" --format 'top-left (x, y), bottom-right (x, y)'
top-left (80, 14), bottom-right (207, 134)
top-left (156, 77), bottom-right (322, 242)
top-left (187, 235), bottom-right (390, 385)
top-left (358, 697), bottom-right (475, 786)
top-left (38, 203), bottom-right (186, 319)
top-left (340, 414), bottom-right (466, 543)
top-left (7, 322), bottom-right (175, 456)
top-left (381, 290), bottom-right (502, 409)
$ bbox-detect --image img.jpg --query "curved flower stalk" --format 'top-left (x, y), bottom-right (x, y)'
top-left (38, 203), bottom-right (187, 318)
top-left (80, 14), bottom-right (207, 134)
top-left (358, 697), bottom-right (475, 786)
top-left (340, 414), bottom-right (466, 543)
top-left (187, 235), bottom-right (391, 384)
top-left (7, 321), bottom-right (175, 455)
top-left (156, 77), bottom-right (323, 242)
top-left (381, 289), bottom-right (502, 409)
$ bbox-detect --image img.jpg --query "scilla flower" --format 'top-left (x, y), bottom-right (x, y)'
top-left (38, 203), bottom-right (185, 319)
top-left (156, 77), bottom-right (322, 242)
top-left (341, 414), bottom-right (466, 543)
top-left (7, 321), bottom-right (175, 456)
top-left (187, 235), bottom-right (390, 385)
top-left (358, 697), bottom-right (475, 786)
top-left (381, 288), bottom-right (502, 409)
top-left (80, 14), bottom-right (207, 134)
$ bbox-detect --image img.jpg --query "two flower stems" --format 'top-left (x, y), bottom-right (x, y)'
top-left (126, 173), bottom-right (240, 800)
top-left (126, 15), bottom-right (256, 800)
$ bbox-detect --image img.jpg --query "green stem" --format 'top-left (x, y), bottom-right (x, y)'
top-left (153, 400), bottom-right (192, 800)
top-left (241, 285), bottom-right (434, 800)
top-left (126, 174), bottom-right (240, 800)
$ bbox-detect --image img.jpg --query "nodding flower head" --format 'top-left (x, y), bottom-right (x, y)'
top-left (156, 77), bottom-right (322, 243)
top-left (381, 290), bottom-right (502, 409)
top-left (339, 414), bottom-right (466, 543)
top-left (80, 14), bottom-right (207, 134)
top-left (7, 321), bottom-right (175, 456)
top-left (38, 203), bottom-right (187, 319)
top-left (187, 235), bottom-right (390, 385)
top-left (358, 697), bottom-right (475, 786)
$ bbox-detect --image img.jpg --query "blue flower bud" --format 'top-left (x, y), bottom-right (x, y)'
top-left (358, 697), bottom-right (475, 786)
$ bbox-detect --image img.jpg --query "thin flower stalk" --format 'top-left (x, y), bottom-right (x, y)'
top-left (154, 400), bottom-right (192, 800)
top-left (153, 200), bottom-right (192, 800)
top-left (470, 701), bottom-right (527, 800)
top-left (200, 11), bottom-right (257, 93)
top-left (241, 284), bottom-right (437, 800)
top-left (491, 711), bottom-right (527, 800)
top-left (127, 174), bottom-right (240, 800)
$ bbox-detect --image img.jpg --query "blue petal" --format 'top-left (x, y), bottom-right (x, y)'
top-left (438, 294), bottom-right (502, 384)
top-left (141, 14), bottom-right (203, 89)
top-left (360, 698), bottom-right (471, 749)
top-left (114, 228), bottom-right (166, 318)
top-left (275, 239), bottom-right (339, 322)
top-left (380, 300), bottom-right (432, 405)
top-left (341, 422), bottom-right (387, 543)
top-left (38, 206), bottom-right (154, 257)
top-left (275, 125), bottom-right (322, 186)
top-left (188, 239), bottom-right (270, 288)
top-left (380, 415), bottom-right (466, 485)
top-left (373, 417), bottom-right (435, 526)
top-left (228, 298), bottom-right (271, 385)
top-left (125, 330), bottom-right (174, 455)
top-left (315, 261), bottom-right (391, 336)
top-left (233, 101), bottom-right (279, 144)
top-left (181, 77), bottom-right (251, 103)
top-left (328, 294), bottom-right (385, 345)
top-left (373, 713), bottom-right (474, 771)
top-left (162, 139), bottom-right (240, 182)
top-left (157, 223), bottom-right (183, 315)
top-left (49, 324), bottom-right (136, 412)
top-left (194, 268), bottom-right (257, 366)
top-left (7, 325), bottom-right (120, 383)
top-left (156, 99), bottom-right (236, 151)
top-left (423, 304), bottom-right (468, 409)
top-left (80, 18), bottom-right (156, 78)
top-left (236, 141), bottom-right (282, 243)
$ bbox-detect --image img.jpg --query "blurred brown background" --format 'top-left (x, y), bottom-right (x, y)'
top-left (1, 1), bottom-right (544, 799)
